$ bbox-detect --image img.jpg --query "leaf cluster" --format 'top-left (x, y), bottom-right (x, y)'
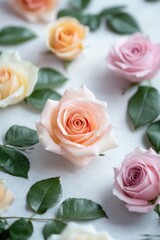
top-left (57, 0), bottom-right (141, 34)
top-left (25, 67), bottom-right (67, 110)
top-left (0, 177), bottom-right (107, 240)
top-left (127, 86), bottom-right (160, 152)
top-left (0, 125), bottom-right (39, 178)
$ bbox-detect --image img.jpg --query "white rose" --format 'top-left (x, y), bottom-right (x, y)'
top-left (0, 51), bottom-right (38, 108)
top-left (0, 179), bottom-right (14, 212)
top-left (48, 223), bottom-right (114, 240)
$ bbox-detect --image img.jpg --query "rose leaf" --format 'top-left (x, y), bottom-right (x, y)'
top-left (43, 220), bottom-right (66, 240)
top-left (9, 219), bottom-right (33, 240)
top-left (25, 89), bottom-right (61, 110)
top-left (0, 146), bottom-right (30, 178)
top-left (0, 26), bottom-right (36, 45)
top-left (27, 177), bottom-right (62, 214)
top-left (35, 68), bottom-right (68, 90)
top-left (147, 121), bottom-right (160, 152)
top-left (128, 86), bottom-right (160, 129)
top-left (69, 0), bottom-right (91, 11)
top-left (99, 5), bottom-right (126, 17)
top-left (4, 125), bottom-right (39, 148)
top-left (57, 10), bottom-right (101, 31)
top-left (57, 198), bottom-right (108, 220)
top-left (106, 12), bottom-right (141, 34)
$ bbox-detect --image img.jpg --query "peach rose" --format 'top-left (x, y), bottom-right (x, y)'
top-left (113, 147), bottom-right (160, 213)
top-left (36, 85), bottom-right (117, 167)
top-left (46, 17), bottom-right (88, 61)
top-left (48, 223), bottom-right (114, 240)
top-left (8, 0), bottom-right (58, 22)
top-left (0, 180), bottom-right (14, 212)
top-left (0, 51), bottom-right (38, 108)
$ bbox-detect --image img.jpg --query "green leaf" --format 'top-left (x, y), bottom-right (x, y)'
top-left (0, 229), bottom-right (10, 240)
top-left (0, 146), bottom-right (30, 178)
top-left (9, 219), bottom-right (33, 240)
top-left (128, 86), bottom-right (160, 129)
top-left (25, 89), bottom-right (61, 110)
top-left (57, 198), bottom-right (107, 220)
top-left (0, 26), bottom-right (36, 45)
top-left (57, 9), bottom-right (82, 19)
top-left (0, 220), bottom-right (8, 234)
top-left (35, 68), bottom-right (67, 90)
top-left (145, 0), bottom-right (160, 2)
top-left (43, 220), bottom-right (66, 239)
top-left (147, 121), bottom-right (160, 152)
top-left (80, 14), bottom-right (101, 31)
top-left (4, 125), bottom-right (39, 148)
top-left (57, 10), bottom-right (101, 31)
top-left (100, 5), bottom-right (126, 17)
top-left (154, 204), bottom-right (160, 218)
top-left (107, 12), bottom-right (141, 34)
top-left (27, 177), bottom-right (62, 214)
top-left (69, 0), bottom-right (90, 10)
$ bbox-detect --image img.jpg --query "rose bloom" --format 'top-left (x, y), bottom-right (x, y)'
top-left (8, 0), bottom-right (58, 22)
top-left (46, 17), bottom-right (88, 61)
top-left (0, 51), bottom-right (38, 108)
top-left (36, 85), bottom-right (117, 167)
top-left (107, 33), bottom-right (160, 82)
top-left (48, 223), bottom-right (114, 240)
top-left (113, 147), bottom-right (160, 213)
top-left (0, 180), bottom-right (14, 212)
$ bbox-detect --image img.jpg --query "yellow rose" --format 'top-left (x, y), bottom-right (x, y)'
top-left (0, 180), bottom-right (14, 212)
top-left (46, 17), bottom-right (88, 61)
top-left (0, 51), bottom-right (38, 108)
top-left (8, 0), bottom-right (58, 22)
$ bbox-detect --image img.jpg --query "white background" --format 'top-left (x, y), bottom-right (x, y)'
top-left (1, 0), bottom-right (160, 239)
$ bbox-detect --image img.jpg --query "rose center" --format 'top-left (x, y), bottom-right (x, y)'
top-left (66, 113), bottom-right (90, 135)
top-left (131, 47), bottom-right (139, 54)
top-left (126, 166), bottom-right (144, 186)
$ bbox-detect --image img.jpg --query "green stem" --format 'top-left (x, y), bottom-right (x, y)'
top-left (2, 144), bottom-right (34, 152)
top-left (122, 82), bottom-right (139, 94)
top-left (0, 216), bottom-right (55, 222)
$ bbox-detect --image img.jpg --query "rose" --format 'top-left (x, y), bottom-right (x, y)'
top-left (107, 33), bottom-right (160, 82)
top-left (8, 0), bottom-right (58, 22)
top-left (0, 51), bottom-right (38, 108)
top-left (48, 223), bottom-right (114, 240)
top-left (36, 85), bottom-right (117, 167)
top-left (113, 147), bottom-right (160, 213)
top-left (0, 180), bottom-right (14, 212)
top-left (46, 17), bottom-right (88, 61)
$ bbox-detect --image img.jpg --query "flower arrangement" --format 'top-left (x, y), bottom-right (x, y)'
top-left (0, 0), bottom-right (160, 239)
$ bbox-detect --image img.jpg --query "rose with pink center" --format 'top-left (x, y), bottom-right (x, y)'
top-left (36, 85), bottom-right (117, 167)
top-left (8, 0), bottom-right (58, 22)
top-left (113, 147), bottom-right (160, 213)
top-left (107, 33), bottom-right (160, 82)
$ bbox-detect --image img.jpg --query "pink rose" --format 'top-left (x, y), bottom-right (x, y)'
top-left (8, 0), bottom-right (58, 22)
top-left (113, 147), bottom-right (160, 213)
top-left (36, 85), bottom-right (117, 167)
top-left (107, 33), bottom-right (160, 83)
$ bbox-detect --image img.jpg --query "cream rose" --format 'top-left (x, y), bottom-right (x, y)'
top-left (8, 0), bottom-right (58, 22)
top-left (36, 85), bottom-right (117, 167)
top-left (0, 51), bottom-right (38, 108)
top-left (0, 180), bottom-right (14, 212)
top-left (48, 223), bottom-right (114, 240)
top-left (46, 17), bottom-right (88, 61)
